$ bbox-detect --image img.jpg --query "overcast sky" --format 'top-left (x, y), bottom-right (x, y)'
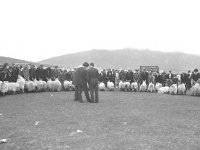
top-left (0, 0), bottom-right (200, 62)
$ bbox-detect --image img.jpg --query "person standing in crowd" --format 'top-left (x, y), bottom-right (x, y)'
top-left (99, 69), bottom-right (107, 87)
top-left (11, 64), bottom-right (20, 82)
top-left (0, 63), bottom-right (9, 82)
top-left (36, 65), bottom-right (44, 81)
top-left (133, 69), bottom-right (140, 82)
top-left (45, 67), bottom-right (52, 80)
top-left (186, 70), bottom-right (192, 90)
top-left (165, 70), bottom-right (174, 86)
top-left (86, 63), bottom-right (99, 103)
top-left (52, 65), bottom-right (60, 80)
top-left (111, 69), bottom-right (116, 87)
top-left (72, 68), bottom-right (78, 101)
top-left (119, 69), bottom-right (126, 81)
top-left (22, 65), bottom-right (30, 81)
top-left (115, 70), bottom-right (119, 88)
top-left (5, 66), bottom-right (12, 82)
top-left (107, 69), bottom-right (114, 83)
top-left (140, 68), bottom-right (149, 85)
top-left (29, 64), bottom-right (37, 81)
top-left (191, 68), bottom-right (200, 86)
top-left (161, 71), bottom-right (167, 86)
top-left (75, 62), bottom-right (91, 103)
top-left (125, 69), bottom-right (133, 83)
top-left (148, 71), bottom-right (155, 84)
top-left (0, 64), bottom-right (4, 81)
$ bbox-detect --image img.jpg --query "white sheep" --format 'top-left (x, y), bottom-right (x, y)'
top-left (99, 82), bottom-right (106, 91)
top-left (54, 78), bottom-right (62, 91)
top-left (155, 83), bottom-right (162, 92)
top-left (119, 81), bottom-right (125, 91)
top-left (47, 79), bottom-right (55, 91)
top-left (64, 80), bottom-right (72, 91)
top-left (190, 83), bottom-right (200, 96)
top-left (158, 86), bottom-right (169, 94)
top-left (107, 81), bottom-right (114, 91)
top-left (34, 79), bottom-right (44, 92)
top-left (5, 82), bottom-right (20, 94)
top-left (42, 81), bottom-right (48, 91)
top-left (25, 81), bottom-right (37, 92)
top-left (69, 81), bottom-right (75, 91)
top-left (0, 82), bottom-right (8, 96)
top-left (124, 81), bottom-right (131, 91)
top-left (169, 84), bottom-right (178, 95)
top-left (131, 82), bottom-right (138, 92)
top-left (178, 83), bottom-right (186, 95)
top-left (140, 81), bottom-right (147, 92)
top-left (17, 75), bottom-right (26, 93)
top-left (147, 82), bottom-right (155, 92)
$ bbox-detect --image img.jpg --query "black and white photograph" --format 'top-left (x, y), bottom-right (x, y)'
top-left (0, 0), bottom-right (200, 149)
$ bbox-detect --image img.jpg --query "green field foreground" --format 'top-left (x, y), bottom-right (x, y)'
top-left (0, 91), bottom-right (200, 150)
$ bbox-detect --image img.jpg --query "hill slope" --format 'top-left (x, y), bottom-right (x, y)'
top-left (0, 56), bottom-right (52, 67)
top-left (39, 49), bottom-right (200, 72)
top-left (0, 56), bottom-right (31, 65)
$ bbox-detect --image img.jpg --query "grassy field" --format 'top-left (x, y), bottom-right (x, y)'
top-left (0, 91), bottom-right (200, 150)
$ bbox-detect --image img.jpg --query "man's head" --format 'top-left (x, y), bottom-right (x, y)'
top-left (194, 68), bottom-right (198, 73)
top-left (90, 62), bottom-right (94, 67)
top-left (83, 62), bottom-right (89, 68)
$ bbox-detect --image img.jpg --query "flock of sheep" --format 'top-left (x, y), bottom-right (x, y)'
top-left (99, 80), bottom-right (200, 96)
top-left (1, 75), bottom-right (200, 97)
top-left (0, 75), bottom-right (75, 96)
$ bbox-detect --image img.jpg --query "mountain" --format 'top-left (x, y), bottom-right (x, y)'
top-left (0, 56), bottom-right (31, 65)
top-left (0, 56), bottom-right (52, 67)
top-left (39, 49), bottom-right (200, 72)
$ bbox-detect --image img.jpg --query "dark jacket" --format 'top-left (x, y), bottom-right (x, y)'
top-left (99, 71), bottom-right (107, 83)
top-left (166, 73), bottom-right (174, 79)
top-left (75, 66), bottom-right (87, 86)
top-left (191, 72), bottom-right (200, 82)
top-left (86, 66), bottom-right (99, 85)
top-left (29, 67), bottom-right (36, 81)
top-left (36, 67), bottom-right (45, 81)
top-left (125, 71), bottom-right (133, 82)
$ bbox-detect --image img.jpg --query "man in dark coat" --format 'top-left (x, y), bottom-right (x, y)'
top-left (86, 63), bottom-right (99, 103)
top-left (75, 62), bottom-right (91, 103)
top-left (191, 68), bottom-right (200, 86)
top-left (140, 69), bottom-right (149, 84)
top-left (186, 70), bottom-right (192, 90)
top-left (125, 69), bottom-right (133, 83)
top-left (99, 69), bottom-right (107, 87)
top-left (165, 70), bottom-right (174, 86)
top-left (36, 65), bottom-right (45, 81)
top-left (11, 65), bottom-right (19, 82)
top-left (107, 69), bottom-right (114, 82)
top-left (29, 65), bottom-right (37, 81)
top-left (45, 67), bottom-right (52, 80)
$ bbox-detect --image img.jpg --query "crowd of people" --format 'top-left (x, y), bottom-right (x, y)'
top-left (1, 62), bottom-right (200, 99)
top-left (99, 68), bottom-right (199, 91)
top-left (0, 63), bottom-right (74, 84)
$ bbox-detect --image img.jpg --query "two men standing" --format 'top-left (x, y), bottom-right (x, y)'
top-left (73, 62), bottom-right (99, 103)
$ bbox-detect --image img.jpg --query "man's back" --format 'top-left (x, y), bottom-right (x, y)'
top-left (86, 66), bottom-right (99, 85)
top-left (76, 66), bottom-right (87, 85)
